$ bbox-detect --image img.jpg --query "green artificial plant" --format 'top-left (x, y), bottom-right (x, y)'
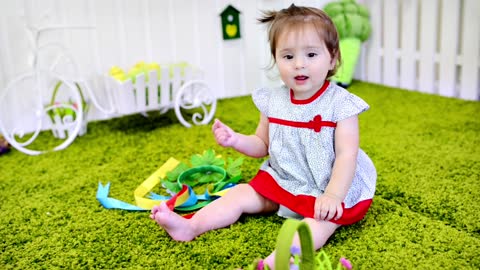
top-left (324, 0), bottom-right (372, 87)
top-left (160, 149), bottom-right (244, 194)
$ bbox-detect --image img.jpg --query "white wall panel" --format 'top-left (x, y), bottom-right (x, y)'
top-left (218, 0), bottom-right (243, 98)
top-left (1, 1), bottom-right (29, 86)
top-left (147, 0), bottom-right (174, 64)
top-left (0, 0), bottom-right (478, 134)
top-left (171, 0), bottom-right (196, 64)
top-left (122, 0), bottom-right (150, 67)
top-left (195, 1), bottom-right (223, 99)
top-left (57, 0), bottom-right (96, 79)
top-left (91, 0), bottom-right (124, 72)
top-left (243, 1), bottom-right (264, 93)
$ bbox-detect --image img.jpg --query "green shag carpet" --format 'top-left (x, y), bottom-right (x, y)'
top-left (1, 81), bottom-right (479, 269)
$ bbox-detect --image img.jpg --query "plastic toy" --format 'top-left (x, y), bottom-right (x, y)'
top-left (248, 219), bottom-right (353, 270)
top-left (96, 149), bottom-right (243, 214)
top-left (324, 0), bottom-right (372, 88)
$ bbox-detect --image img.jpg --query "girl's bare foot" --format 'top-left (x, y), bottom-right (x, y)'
top-left (151, 202), bottom-right (197, 241)
top-left (263, 252), bottom-right (275, 269)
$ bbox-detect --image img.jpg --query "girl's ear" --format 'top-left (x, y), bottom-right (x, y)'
top-left (329, 55), bottom-right (338, 70)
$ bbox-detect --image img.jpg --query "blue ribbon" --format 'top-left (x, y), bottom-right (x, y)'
top-left (96, 182), bottom-right (237, 211)
top-left (96, 182), bottom-right (146, 211)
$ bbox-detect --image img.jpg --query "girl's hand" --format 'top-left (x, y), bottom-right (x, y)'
top-left (314, 193), bottom-right (343, 221)
top-left (212, 119), bottom-right (237, 148)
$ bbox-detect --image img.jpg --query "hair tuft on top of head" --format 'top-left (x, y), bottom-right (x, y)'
top-left (256, 4), bottom-right (342, 78)
top-left (257, 4), bottom-right (305, 24)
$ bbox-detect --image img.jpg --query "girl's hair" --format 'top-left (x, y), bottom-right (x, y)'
top-left (258, 4), bottom-right (341, 78)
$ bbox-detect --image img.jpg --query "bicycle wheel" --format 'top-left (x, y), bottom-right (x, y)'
top-left (174, 80), bottom-right (217, 128)
top-left (0, 70), bottom-right (83, 155)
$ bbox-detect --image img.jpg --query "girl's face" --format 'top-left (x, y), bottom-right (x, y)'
top-left (275, 24), bottom-right (336, 100)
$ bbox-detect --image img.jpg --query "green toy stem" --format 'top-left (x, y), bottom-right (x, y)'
top-left (75, 82), bottom-right (87, 107)
top-left (275, 219), bottom-right (315, 270)
top-left (50, 81), bottom-right (87, 107)
top-left (174, 201), bottom-right (210, 212)
top-left (50, 81), bottom-right (62, 106)
top-left (333, 38), bottom-right (361, 85)
top-left (172, 165), bottom-right (229, 212)
top-left (177, 165), bottom-right (227, 188)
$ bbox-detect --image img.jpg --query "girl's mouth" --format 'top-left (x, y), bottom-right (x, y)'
top-left (294, 75), bottom-right (309, 84)
top-left (295, 75), bottom-right (308, 80)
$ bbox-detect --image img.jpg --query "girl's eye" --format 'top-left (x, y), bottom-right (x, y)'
top-left (283, 55), bottom-right (293, 60)
top-left (307, 53), bottom-right (317, 58)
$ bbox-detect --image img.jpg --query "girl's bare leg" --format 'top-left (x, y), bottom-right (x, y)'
top-left (263, 218), bottom-right (340, 268)
top-left (151, 183), bottom-right (279, 241)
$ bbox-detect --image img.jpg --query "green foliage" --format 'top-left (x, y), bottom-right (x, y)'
top-left (160, 148), bottom-right (244, 193)
top-left (190, 148), bottom-right (225, 167)
top-left (1, 83), bottom-right (479, 269)
top-left (323, 0), bottom-right (371, 41)
top-left (162, 162), bottom-right (189, 193)
top-left (226, 156), bottom-right (244, 178)
top-left (165, 162), bottom-right (190, 182)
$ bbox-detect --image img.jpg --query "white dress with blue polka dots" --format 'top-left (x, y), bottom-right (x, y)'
top-left (251, 81), bottom-right (377, 219)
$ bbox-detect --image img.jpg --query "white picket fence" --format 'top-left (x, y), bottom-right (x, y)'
top-left (104, 65), bottom-right (216, 128)
top-left (359, 0), bottom-right (479, 100)
top-left (107, 66), bottom-right (197, 115)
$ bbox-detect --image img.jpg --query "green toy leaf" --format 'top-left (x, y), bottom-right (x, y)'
top-left (226, 157), bottom-right (244, 178)
top-left (190, 155), bottom-right (202, 167)
top-left (160, 149), bottom-right (245, 196)
top-left (359, 19), bottom-right (372, 42)
top-left (181, 174), bottom-right (198, 187)
top-left (357, 4), bottom-right (370, 17)
top-left (161, 180), bottom-right (181, 193)
top-left (190, 149), bottom-right (225, 167)
top-left (195, 171), bottom-right (224, 184)
top-left (323, 3), bottom-right (344, 17)
top-left (344, 2), bottom-right (358, 14)
top-left (228, 175), bottom-right (242, 184)
top-left (348, 14), bottom-right (364, 37)
top-left (165, 162), bottom-right (189, 182)
top-left (323, 0), bottom-right (371, 41)
top-left (331, 15), bottom-right (347, 39)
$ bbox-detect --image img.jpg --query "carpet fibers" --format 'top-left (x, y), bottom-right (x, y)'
top-left (1, 81), bottom-right (479, 269)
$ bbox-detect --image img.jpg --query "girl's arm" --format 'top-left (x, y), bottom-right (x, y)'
top-left (212, 113), bottom-right (269, 158)
top-left (326, 115), bottom-right (359, 200)
top-left (314, 115), bottom-right (359, 220)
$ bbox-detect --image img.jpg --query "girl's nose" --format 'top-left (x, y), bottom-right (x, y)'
top-left (295, 56), bottom-right (305, 69)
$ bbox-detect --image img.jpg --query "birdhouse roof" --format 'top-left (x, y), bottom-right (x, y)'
top-left (220, 5), bottom-right (241, 16)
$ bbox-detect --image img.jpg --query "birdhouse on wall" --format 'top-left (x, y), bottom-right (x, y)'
top-left (220, 5), bottom-right (241, 40)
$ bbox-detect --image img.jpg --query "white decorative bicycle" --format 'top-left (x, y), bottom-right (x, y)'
top-left (0, 22), bottom-right (95, 155)
top-left (0, 21), bottom-right (217, 155)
